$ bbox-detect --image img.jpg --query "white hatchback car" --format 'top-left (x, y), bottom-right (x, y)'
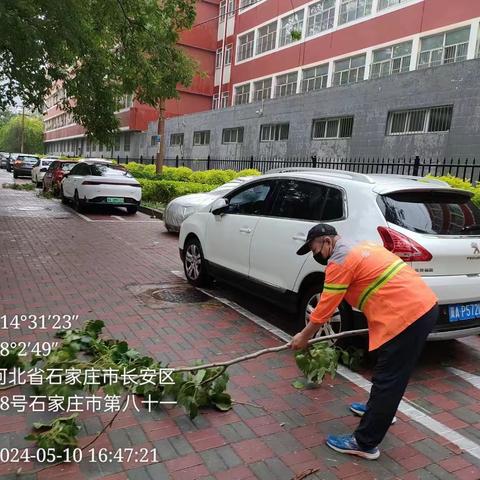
top-left (179, 169), bottom-right (480, 339)
top-left (61, 161), bottom-right (141, 213)
top-left (31, 158), bottom-right (55, 187)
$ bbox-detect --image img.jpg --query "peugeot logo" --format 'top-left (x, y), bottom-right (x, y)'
top-left (473, 242), bottom-right (480, 255)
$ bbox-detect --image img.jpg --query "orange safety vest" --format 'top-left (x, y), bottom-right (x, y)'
top-left (310, 239), bottom-right (438, 351)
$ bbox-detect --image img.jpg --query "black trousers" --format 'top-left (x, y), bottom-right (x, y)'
top-left (354, 304), bottom-right (439, 450)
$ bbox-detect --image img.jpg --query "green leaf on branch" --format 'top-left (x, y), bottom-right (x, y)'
top-left (0, 345), bottom-right (23, 369)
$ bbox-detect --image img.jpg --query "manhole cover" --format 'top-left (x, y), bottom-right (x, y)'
top-left (150, 285), bottom-right (209, 304)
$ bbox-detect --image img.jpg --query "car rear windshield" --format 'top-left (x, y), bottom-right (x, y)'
top-left (18, 156), bottom-right (39, 162)
top-left (90, 164), bottom-right (131, 177)
top-left (42, 160), bottom-right (52, 167)
top-left (61, 162), bottom-right (77, 171)
top-left (377, 190), bottom-right (480, 235)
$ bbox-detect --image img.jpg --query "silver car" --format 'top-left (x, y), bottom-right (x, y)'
top-left (164, 176), bottom-right (257, 232)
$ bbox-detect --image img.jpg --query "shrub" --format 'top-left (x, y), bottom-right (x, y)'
top-left (190, 169), bottom-right (237, 185)
top-left (161, 166), bottom-right (193, 182)
top-left (236, 169), bottom-right (261, 178)
top-left (138, 179), bottom-right (216, 204)
top-left (428, 174), bottom-right (480, 207)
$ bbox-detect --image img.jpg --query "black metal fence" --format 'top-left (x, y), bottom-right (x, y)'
top-left (103, 155), bottom-right (480, 183)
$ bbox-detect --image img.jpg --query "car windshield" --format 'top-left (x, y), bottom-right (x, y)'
top-left (90, 164), bottom-right (131, 177)
top-left (42, 160), bottom-right (53, 167)
top-left (377, 190), bottom-right (480, 235)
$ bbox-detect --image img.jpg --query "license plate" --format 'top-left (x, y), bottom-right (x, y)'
top-left (107, 197), bottom-right (123, 204)
top-left (448, 303), bottom-right (480, 322)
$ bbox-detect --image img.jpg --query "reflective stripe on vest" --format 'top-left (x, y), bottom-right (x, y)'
top-left (323, 283), bottom-right (349, 293)
top-left (358, 259), bottom-right (406, 311)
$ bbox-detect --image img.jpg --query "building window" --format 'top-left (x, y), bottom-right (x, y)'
top-left (170, 133), bottom-right (184, 146)
top-left (224, 44), bottom-right (232, 65)
top-left (212, 94), bottom-right (219, 110)
top-left (240, 0), bottom-right (259, 10)
top-left (222, 127), bottom-right (244, 144)
top-left (339, 0), bottom-right (372, 25)
top-left (257, 22), bottom-right (277, 55)
top-left (386, 106), bottom-right (453, 135)
top-left (371, 41), bottom-right (412, 78)
top-left (312, 116), bottom-right (354, 139)
top-left (237, 32), bottom-right (255, 61)
top-left (193, 130), bottom-right (210, 146)
top-left (228, 0), bottom-right (235, 16)
top-left (235, 84), bottom-right (250, 105)
top-left (378, 0), bottom-right (411, 10)
top-left (302, 64), bottom-right (328, 92)
top-left (418, 27), bottom-right (470, 69)
top-left (219, 0), bottom-right (226, 22)
top-left (279, 11), bottom-right (304, 47)
top-left (114, 135), bottom-right (121, 151)
top-left (215, 48), bottom-right (223, 69)
top-left (333, 54), bottom-right (366, 86)
top-left (124, 133), bottom-right (130, 152)
top-left (275, 72), bottom-right (298, 97)
top-left (260, 123), bottom-right (289, 141)
top-left (253, 78), bottom-right (272, 102)
top-left (220, 91), bottom-right (229, 108)
top-left (306, 0), bottom-right (335, 37)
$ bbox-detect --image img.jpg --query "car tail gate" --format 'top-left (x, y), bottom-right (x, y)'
top-left (377, 189), bottom-right (480, 276)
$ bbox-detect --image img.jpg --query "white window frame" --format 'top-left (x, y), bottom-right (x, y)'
top-left (220, 91), bottom-right (229, 108)
top-left (219, 0), bottom-right (226, 22)
top-left (275, 72), bottom-right (298, 97)
top-left (370, 41), bottom-right (412, 78)
top-left (212, 94), bottom-right (219, 110)
top-left (193, 130), bottom-right (211, 146)
top-left (235, 84), bottom-right (250, 105)
top-left (260, 123), bottom-right (289, 142)
top-left (333, 54), bottom-right (366, 86)
top-left (228, 0), bottom-right (235, 17)
top-left (386, 106), bottom-right (453, 135)
top-left (170, 133), bottom-right (184, 146)
top-left (215, 48), bottom-right (223, 69)
top-left (224, 44), bottom-right (232, 65)
top-left (237, 31), bottom-right (255, 61)
top-left (306, 0), bottom-right (336, 37)
top-left (302, 64), bottom-right (329, 92)
top-left (253, 78), bottom-right (272, 102)
top-left (338, 0), bottom-right (373, 25)
top-left (312, 116), bottom-right (354, 139)
top-left (222, 127), bottom-right (244, 144)
top-left (279, 11), bottom-right (304, 47)
top-left (256, 22), bottom-right (277, 55)
top-left (418, 27), bottom-right (470, 69)
top-left (378, 0), bottom-right (410, 10)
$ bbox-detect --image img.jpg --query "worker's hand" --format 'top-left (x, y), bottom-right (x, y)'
top-left (289, 332), bottom-right (310, 350)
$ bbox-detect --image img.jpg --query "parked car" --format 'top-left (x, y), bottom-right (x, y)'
top-left (61, 161), bottom-right (141, 213)
top-left (164, 177), bottom-right (258, 232)
top-left (43, 160), bottom-right (79, 196)
top-left (179, 169), bottom-right (480, 340)
top-left (6, 153), bottom-right (19, 172)
top-left (0, 152), bottom-right (10, 169)
top-left (12, 154), bottom-right (40, 178)
top-left (31, 158), bottom-right (55, 187)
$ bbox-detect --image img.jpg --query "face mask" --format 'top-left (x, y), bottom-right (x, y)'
top-left (313, 252), bottom-right (328, 265)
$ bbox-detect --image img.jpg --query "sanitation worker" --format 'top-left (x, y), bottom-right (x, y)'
top-left (290, 223), bottom-right (438, 460)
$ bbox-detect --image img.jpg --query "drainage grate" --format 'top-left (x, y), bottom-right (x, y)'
top-left (150, 285), bottom-right (209, 304)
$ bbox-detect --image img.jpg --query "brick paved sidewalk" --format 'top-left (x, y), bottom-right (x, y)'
top-left (1, 183), bottom-right (480, 480)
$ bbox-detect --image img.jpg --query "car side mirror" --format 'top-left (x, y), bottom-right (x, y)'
top-left (211, 198), bottom-right (229, 216)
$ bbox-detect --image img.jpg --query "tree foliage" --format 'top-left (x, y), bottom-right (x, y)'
top-left (0, 0), bottom-right (198, 145)
top-left (0, 115), bottom-right (44, 153)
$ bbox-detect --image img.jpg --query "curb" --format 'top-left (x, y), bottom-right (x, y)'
top-left (139, 205), bottom-right (164, 220)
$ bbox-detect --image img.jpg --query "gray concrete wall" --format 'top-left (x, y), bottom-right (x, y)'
top-left (162, 59), bottom-right (480, 162)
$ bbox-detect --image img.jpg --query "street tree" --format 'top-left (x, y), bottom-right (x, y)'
top-left (0, 115), bottom-right (44, 154)
top-left (0, 0), bottom-right (198, 170)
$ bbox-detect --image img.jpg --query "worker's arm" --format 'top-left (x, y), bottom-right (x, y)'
top-left (290, 263), bottom-right (353, 350)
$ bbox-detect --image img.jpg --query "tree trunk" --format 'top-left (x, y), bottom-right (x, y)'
top-left (156, 99), bottom-right (166, 175)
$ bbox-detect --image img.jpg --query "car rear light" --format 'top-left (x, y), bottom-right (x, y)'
top-left (377, 226), bottom-right (432, 262)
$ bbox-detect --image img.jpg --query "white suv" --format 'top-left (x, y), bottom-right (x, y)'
top-left (179, 169), bottom-right (480, 339)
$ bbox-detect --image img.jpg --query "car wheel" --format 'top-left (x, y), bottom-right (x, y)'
top-left (13, 171), bottom-right (18, 178)
top-left (73, 191), bottom-right (84, 213)
top-left (183, 237), bottom-right (211, 287)
top-left (297, 284), bottom-right (355, 346)
top-left (36, 181), bottom-right (42, 188)
top-left (60, 187), bottom-right (69, 204)
top-left (126, 206), bottom-right (137, 214)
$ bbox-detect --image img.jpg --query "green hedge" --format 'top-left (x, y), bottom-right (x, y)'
top-left (125, 163), bottom-right (261, 184)
top-left (138, 179), bottom-right (217, 204)
top-left (430, 174), bottom-right (480, 207)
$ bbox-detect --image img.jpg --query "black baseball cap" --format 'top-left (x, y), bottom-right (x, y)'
top-left (296, 223), bottom-right (338, 255)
